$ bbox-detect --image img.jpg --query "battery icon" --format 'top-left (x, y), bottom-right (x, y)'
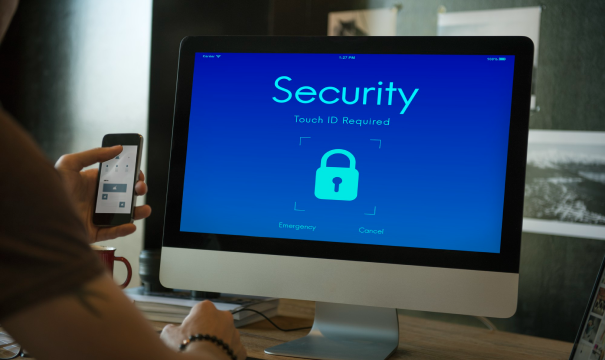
top-left (499, 57), bottom-right (506, 61)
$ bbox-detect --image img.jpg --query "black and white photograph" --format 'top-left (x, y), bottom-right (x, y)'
top-left (327, 8), bottom-right (397, 36)
top-left (584, 316), bottom-right (602, 344)
top-left (594, 288), bottom-right (605, 316)
top-left (523, 130), bottom-right (605, 240)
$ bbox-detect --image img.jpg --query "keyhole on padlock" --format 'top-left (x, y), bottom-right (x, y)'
top-left (332, 177), bottom-right (343, 192)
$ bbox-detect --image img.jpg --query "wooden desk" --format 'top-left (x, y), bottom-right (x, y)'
top-left (150, 299), bottom-right (573, 360)
top-left (3, 300), bottom-right (572, 359)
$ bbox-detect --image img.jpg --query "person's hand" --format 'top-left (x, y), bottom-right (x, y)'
top-left (161, 301), bottom-right (247, 360)
top-left (55, 145), bottom-right (151, 243)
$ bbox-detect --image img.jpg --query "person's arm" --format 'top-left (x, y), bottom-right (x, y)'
top-left (0, 110), bottom-right (246, 360)
top-left (2, 274), bottom-right (247, 360)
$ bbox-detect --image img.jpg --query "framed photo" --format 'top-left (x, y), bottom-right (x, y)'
top-left (523, 130), bottom-right (605, 240)
top-left (583, 315), bottom-right (602, 344)
top-left (328, 8), bottom-right (397, 36)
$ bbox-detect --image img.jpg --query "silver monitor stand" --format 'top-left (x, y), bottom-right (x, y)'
top-left (265, 302), bottom-right (399, 360)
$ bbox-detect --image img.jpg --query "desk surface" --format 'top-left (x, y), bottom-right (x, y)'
top-left (5, 299), bottom-right (573, 360)
top-left (150, 299), bottom-right (573, 360)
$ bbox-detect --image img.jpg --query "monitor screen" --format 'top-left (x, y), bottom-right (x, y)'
top-left (179, 52), bottom-right (515, 254)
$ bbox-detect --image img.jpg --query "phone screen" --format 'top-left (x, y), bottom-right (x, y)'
top-left (95, 145), bottom-right (138, 214)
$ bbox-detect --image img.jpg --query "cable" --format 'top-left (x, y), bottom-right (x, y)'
top-left (153, 308), bottom-right (312, 334)
top-left (474, 316), bottom-right (497, 332)
top-left (231, 308), bottom-right (312, 332)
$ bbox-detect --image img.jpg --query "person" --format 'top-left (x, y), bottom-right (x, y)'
top-left (0, 1), bottom-right (246, 359)
top-left (586, 320), bottom-right (596, 339)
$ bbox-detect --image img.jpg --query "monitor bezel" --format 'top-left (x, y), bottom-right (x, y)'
top-left (162, 36), bottom-right (533, 274)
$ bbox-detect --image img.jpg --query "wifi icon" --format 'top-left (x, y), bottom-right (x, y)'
top-left (216, 55), bottom-right (221, 58)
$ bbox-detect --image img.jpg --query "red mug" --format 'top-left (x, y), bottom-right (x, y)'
top-left (91, 245), bottom-right (132, 289)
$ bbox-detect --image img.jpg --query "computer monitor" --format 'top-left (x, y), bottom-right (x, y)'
top-left (160, 36), bottom-right (533, 360)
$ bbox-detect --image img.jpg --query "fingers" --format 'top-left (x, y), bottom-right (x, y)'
top-left (200, 299), bottom-right (217, 311)
top-left (160, 324), bottom-right (180, 352)
top-left (236, 343), bottom-right (247, 360)
top-left (224, 310), bottom-right (234, 323)
top-left (133, 205), bottom-right (152, 220)
top-left (56, 145), bottom-right (123, 171)
top-left (96, 223), bottom-right (136, 241)
top-left (178, 300), bottom-right (247, 359)
top-left (135, 171), bottom-right (147, 195)
top-left (135, 180), bottom-right (147, 196)
top-left (229, 326), bottom-right (246, 360)
top-left (92, 208), bottom-right (149, 242)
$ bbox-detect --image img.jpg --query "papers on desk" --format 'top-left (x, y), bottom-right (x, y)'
top-left (124, 289), bottom-right (279, 327)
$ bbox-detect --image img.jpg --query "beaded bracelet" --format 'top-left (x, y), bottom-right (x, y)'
top-left (179, 334), bottom-right (237, 360)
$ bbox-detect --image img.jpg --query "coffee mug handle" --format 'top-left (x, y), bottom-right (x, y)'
top-left (114, 256), bottom-right (132, 289)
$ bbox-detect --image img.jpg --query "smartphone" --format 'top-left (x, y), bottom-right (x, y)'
top-left (93, 133), bottom-right (144, 226)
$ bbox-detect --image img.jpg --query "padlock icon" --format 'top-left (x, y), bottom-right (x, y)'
top-left (314, 149), bottom-right (359, 201)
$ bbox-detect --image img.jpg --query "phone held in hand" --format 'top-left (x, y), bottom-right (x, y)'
top-left (93, 133), bottom-right (144, 227)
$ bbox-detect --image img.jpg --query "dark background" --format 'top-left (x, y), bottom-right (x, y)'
top-left (0, 0), bottom-right (603, 342)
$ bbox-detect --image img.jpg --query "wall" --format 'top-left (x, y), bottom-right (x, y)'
top-left (0, 0), bottom-right (152, 288)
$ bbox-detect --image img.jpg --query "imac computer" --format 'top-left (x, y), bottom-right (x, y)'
top-left (160, 36), bottom-right (534, 360)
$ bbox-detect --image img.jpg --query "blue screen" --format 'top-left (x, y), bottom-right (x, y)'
top-left (180, 53), bottom-right (515, 254)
